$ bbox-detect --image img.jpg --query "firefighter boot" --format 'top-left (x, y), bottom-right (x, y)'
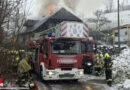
top-left (107, 79), bottom-right (112, 87)
top-left (107, 81), bottom-right (112, 87)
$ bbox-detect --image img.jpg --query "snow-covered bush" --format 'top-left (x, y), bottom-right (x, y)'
top-left (113, 47), bottom-right (130, 89)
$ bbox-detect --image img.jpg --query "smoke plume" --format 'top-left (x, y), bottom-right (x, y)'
top-left (36, 0), bottom-right (59, 16)
top-left (36, 0), bottom-right (79, 16)
top-left (75, 0), bottom-right (105, 18)
top-left (35, 0), bottom-right (105, 18)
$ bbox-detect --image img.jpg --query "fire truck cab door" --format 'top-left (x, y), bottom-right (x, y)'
top-left (34, 47), bottom-right (39, 72)
top-left (43, 39), bottom-right (49, 67)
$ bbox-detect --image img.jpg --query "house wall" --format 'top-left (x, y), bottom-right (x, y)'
top-left (114, 28), bottom-right (130, 44)
top-left (18, 33), bottom-right (34, 49)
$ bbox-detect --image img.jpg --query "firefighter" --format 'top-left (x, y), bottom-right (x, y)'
top-left (27, 52), bottom-right (34, 73)
top-left (99, 52), bottom-right (103, 59)
top-left (94, 54), bottom-right (104, 76)
top-left (100, 52), bottom-right (105, 73)
top-left (17, 53), bottom-right (32, 85)
top-left (104, 52), bottom-right (113, 86)
top-left (14, 51), bottom-right (20, 72)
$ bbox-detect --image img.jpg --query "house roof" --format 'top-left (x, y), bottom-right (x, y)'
top-left (112, 24), bottom-right (130, 30)
top-left (24, 8), bottom-right (83, 34)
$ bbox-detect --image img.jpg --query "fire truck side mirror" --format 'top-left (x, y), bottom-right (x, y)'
top-left (40, 47), bottom-right (43, 53)
top-left (45, 52), bottom-right (48, 57)
top-left (40, 41), bottom-right (43, 53)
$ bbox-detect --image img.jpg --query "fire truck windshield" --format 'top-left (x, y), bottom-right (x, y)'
top-left (50, 40), bottom-right (81, 54)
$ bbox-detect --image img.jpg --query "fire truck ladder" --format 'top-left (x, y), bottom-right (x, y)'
top-left (35, 24), bottom-right (59, 35)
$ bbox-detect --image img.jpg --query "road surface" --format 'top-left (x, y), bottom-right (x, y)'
top-left (33, 74), bottom-right (115, 90)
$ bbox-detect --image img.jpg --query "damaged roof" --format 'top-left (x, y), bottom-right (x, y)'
top-left (24, 8), bottom-right (83, 34)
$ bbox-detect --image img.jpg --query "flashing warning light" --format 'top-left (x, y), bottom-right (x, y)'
top-left (48, 32), bottom-right (52, 37)
top-left (0, 78), bottom-right (2, 83)
top-left (0, 77), bottom-right (3, 87)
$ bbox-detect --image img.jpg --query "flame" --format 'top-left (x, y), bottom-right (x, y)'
top-left (46, 3), bottom-right (71, 15)
top-left (66, 3), bottom-right (71, 8)
top-left (47, 5), bottom-right (54, 15)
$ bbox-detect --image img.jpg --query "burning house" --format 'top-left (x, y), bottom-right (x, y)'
top-left (19, 8), bottom-right (83, 48)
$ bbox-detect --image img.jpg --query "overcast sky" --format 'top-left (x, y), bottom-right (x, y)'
top-left (75, 0), bottom-right (105, 18)
top-left (26, 0), bottom-right (130, 18)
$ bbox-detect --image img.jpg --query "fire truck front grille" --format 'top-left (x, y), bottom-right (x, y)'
top-left (59, 74), bottom-right (74, 78)
top-left (58, 64), bottom-right (75, 68)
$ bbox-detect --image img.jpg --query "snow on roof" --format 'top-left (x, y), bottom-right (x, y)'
top-left (101, 10), bottom-right (130, 31)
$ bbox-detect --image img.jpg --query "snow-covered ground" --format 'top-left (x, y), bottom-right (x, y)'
top-left (35, 74), bottom-right (117, 90)
top-left (80, 75), bottom-right (117, 90)
top-left (81, 46), bottom-right (130, 90)
top-left (113, 47), bottom-right (130, 90)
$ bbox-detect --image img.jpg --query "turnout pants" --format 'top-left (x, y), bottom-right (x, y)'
top-left (105, 69), bottom-right (112, 86)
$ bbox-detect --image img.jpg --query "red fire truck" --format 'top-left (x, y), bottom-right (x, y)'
top-left (29, 21), bottom-right (93, 80)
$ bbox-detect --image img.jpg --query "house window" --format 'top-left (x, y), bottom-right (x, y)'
top-left (125, 31), bottom-right (127, 35)
top-left (115, 32), bottom-right (118, 36)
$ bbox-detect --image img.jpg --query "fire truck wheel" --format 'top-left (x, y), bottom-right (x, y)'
top-left (84, 68), bottom-right (93, 74)
top-left (30, 63), bottom-right (35, 73)
top-left (71, 79), bottom-right (78, 82)
top-left (87, 70), bottom-right (92, 74)
top-left (40, 66), bottom-right (44, 80)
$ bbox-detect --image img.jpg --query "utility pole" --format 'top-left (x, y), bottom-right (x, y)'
top-left (118, 0), bottom-right (120, 52)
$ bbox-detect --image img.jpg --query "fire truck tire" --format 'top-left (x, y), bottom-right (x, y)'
top-left (71, 79), bottom-right (78, 82)
top-left (84, 68), bottom-right (93, 74)
top-left (40, 66), bottom-right (44, 80)
top-left (30, 63), bottom-right (35, 73)
top-left (87, 69), bottom-right (92, 74)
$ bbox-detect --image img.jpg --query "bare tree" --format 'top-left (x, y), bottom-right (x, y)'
top-left (0, 0), bottom-right (31, 80)
top-left (88, 10), bottom-right (111, 31)
top-left (0, 0), bottom-right (23, 46)
top-left (105, 0), bottom-right (114, 13)
top-left (121, 0), bottom-right (125, 11)
top-left (0, 0), bottom-right (31, 49)
top-left (14, 0), bottom-right (32, 49)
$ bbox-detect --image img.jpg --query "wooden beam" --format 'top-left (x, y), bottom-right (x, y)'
top-left (112, 29), bottom-right (115, 46)
top-left (112, 24), bottom-right (130, 30)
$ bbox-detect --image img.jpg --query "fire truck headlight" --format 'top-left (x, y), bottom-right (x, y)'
top-left (87, 62), bottom-right (92, 66)
top-left (49, 72), bottom-right (53, 76)
top-left (47, 71), bottom-right (56, 76)
top-left (79, 71), bottom-right (83, 75)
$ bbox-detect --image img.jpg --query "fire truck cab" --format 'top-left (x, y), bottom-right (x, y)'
top-left (33, 36), bottom-right (84, 80)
